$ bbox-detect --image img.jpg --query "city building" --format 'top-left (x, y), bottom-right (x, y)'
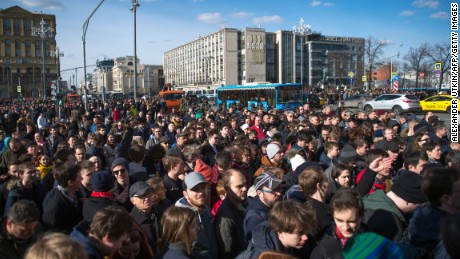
top-left (0, 6), bottom-right (57, 98)
top-left (96, 56), bottom-right (164, 96)
top-left (163, 27), bottom-right (365, 89)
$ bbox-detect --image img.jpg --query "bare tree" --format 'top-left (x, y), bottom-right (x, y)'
top-left (426, 41), bottom-right (451, 89)
top-left (365, 36), bottom-right (389, 89)
top-left (404, 43), bottom-right (429, 88)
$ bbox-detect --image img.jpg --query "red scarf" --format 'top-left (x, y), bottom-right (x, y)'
top-left (91, 191), bottom-right (114, 200)
top-left (335, 226), bottom-right (348, 248)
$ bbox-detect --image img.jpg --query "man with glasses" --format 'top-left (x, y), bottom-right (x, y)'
top-left (243, 172), bottom-right (283, 242)
top-left (146, 125), bottom-right (162, 151)
top-left (129, 181), bottom-right (159, 252)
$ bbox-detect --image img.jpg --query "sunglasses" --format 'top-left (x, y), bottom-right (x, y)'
top-left (113, 168), bottom-right (127, 175)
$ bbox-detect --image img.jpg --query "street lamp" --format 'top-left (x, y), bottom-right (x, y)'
top-left (293, 18), bottom-right (312, 98)
top-left (83, 0), bottom-right (104, 110)
top-left (131, 0), bottom-right (140, 100)
top-left (54, 47), bottom-right (64, 117)
top-left (32, 18), bottom-right (54, 99)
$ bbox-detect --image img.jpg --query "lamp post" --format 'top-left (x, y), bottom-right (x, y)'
top-left (32, 18), bottom-right (54, 99)
top-left (131, 0), bottom-right (140, 100)
top-left (54, 47), bottom-right (64, 118)
top-left (293, 18), bottom-right (312, 99)
top-left (146, 66), bottom-right (151, 98)
top-left (83, 0), bottom-right (104, 110)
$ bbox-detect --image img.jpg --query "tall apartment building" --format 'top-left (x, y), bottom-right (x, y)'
top-left (164, 27), bottom-right (364, 89)
top-left (0, 6), bottom-right (57, 98)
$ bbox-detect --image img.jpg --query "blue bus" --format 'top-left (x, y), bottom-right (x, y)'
top-left (216, 83), bottom-right (304, 111)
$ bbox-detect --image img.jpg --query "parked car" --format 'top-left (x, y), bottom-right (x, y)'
top-left (343, 94), bottom-right (373, 109)
top-left (363, 94), bottom-right (421, 115)
top-left (419, 94), bottom-right (458, 113)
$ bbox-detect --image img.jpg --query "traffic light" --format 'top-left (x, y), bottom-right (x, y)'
top-left (57, 94), bottom-right (63, 106)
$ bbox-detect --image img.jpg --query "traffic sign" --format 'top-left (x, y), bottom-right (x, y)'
top-left (362, 76), bottom-right (367, 82)
top-left (348, 72), bottom-right (355, 78)
top-left (435, 70), bottom-right (441, 77)
top-left (393, 74), bottom-right (399, 81)
top-left (434, 62), bottom-right (442, 71)
top-left (17, 86), bottom-right (21, 93)
top-left (386, 79), bottom-right (391, 85)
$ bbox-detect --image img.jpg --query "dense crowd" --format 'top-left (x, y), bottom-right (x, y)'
top-left (0, 94), bottom-right (459, 259)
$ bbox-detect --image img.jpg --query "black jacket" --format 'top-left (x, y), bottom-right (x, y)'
top-left (131, 207), bottom-right (159, 253)
top-left (201, 142), bottom-right (217, 167)
top-left (243, 196), bottom-right (269, 243)
top-left (0, 217), bottom-right (41, 259)
top-left (42, 189), bottom-right (83, 233)
top-left (82, 197), bottom-right (115, 222)
top-left (215, 198), bottom-right (247, 259)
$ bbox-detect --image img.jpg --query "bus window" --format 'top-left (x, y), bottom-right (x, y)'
top-left (163, 93), bottom-right (183, 100)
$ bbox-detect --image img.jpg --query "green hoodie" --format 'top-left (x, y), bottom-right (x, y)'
top-left (363, 189), bottom-right (406, 224)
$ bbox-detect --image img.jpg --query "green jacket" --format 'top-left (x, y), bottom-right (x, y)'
top-left (363, 189), bottom-right (407, 241)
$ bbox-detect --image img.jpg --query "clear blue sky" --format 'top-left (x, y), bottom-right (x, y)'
top-left (3, 0), bottom-right (451, 84)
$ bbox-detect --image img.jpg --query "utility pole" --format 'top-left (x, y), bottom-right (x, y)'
top-left (32, 19), bottom-right (54, 99)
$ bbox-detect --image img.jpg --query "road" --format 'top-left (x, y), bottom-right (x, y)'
top-left (342, 106), bottom-right (457, 138)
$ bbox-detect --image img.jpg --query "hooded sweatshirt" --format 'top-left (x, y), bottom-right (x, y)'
top-left (175, 197), bottom-right (218, 259)
top-left (363, 189), bottom-right (406, 241)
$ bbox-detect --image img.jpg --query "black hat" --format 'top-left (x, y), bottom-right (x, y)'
top-left (339, 144), bottom-right (358, 163)
top-left (160, 136), bottom-right (170, 143)
top-left (91, 171), bottom-right (115, 192)
top-left (258, 138), bottom-right (269, 147)
top-left (384, 140), bottom-right (400, 153)
top-left (25, 140), bottom-right (37, 149)
top-left (129, 181), bottom-right (153, 198)
top-left (391, 173), bottom-right (426, 204)
top-left (346, 117), bottom-right (357, 123)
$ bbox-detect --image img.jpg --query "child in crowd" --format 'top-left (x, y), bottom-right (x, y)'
top-left (37, 154), bottom-right (52, 180)
top-left (211, 180), bottom-right (226, 221)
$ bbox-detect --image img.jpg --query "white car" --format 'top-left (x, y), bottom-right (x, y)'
top-left (363, 94), bottom-right (421, 115)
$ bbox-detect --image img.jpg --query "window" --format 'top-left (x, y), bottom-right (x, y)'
top-left (3, 19), bottom-right (10, 29)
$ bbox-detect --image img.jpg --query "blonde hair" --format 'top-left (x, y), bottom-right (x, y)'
top-left (24, 233), bottom-right (87, 259)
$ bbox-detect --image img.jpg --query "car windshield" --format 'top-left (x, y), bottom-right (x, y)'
top-left (404, 95), bottom-right (419, 100)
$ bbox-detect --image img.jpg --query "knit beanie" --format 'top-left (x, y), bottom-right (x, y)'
top-left (266, 143), bottom-right (281, 159)
top-left (391, 172), bottom-right (426, 204)
top-left (339, 144), bottom-right (357, 163)
top-left (91, 171), bottom-right (115, 192)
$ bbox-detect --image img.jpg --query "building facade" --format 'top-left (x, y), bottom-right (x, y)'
top-left (97, 56), bottom-right (164, 96)
top-left (164, 27), bottom-right (365, 89)
top-left (0, 6), bottom-right (57, 98)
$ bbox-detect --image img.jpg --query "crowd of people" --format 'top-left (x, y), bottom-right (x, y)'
top-left (0, 95), bottom-right (459, 259)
